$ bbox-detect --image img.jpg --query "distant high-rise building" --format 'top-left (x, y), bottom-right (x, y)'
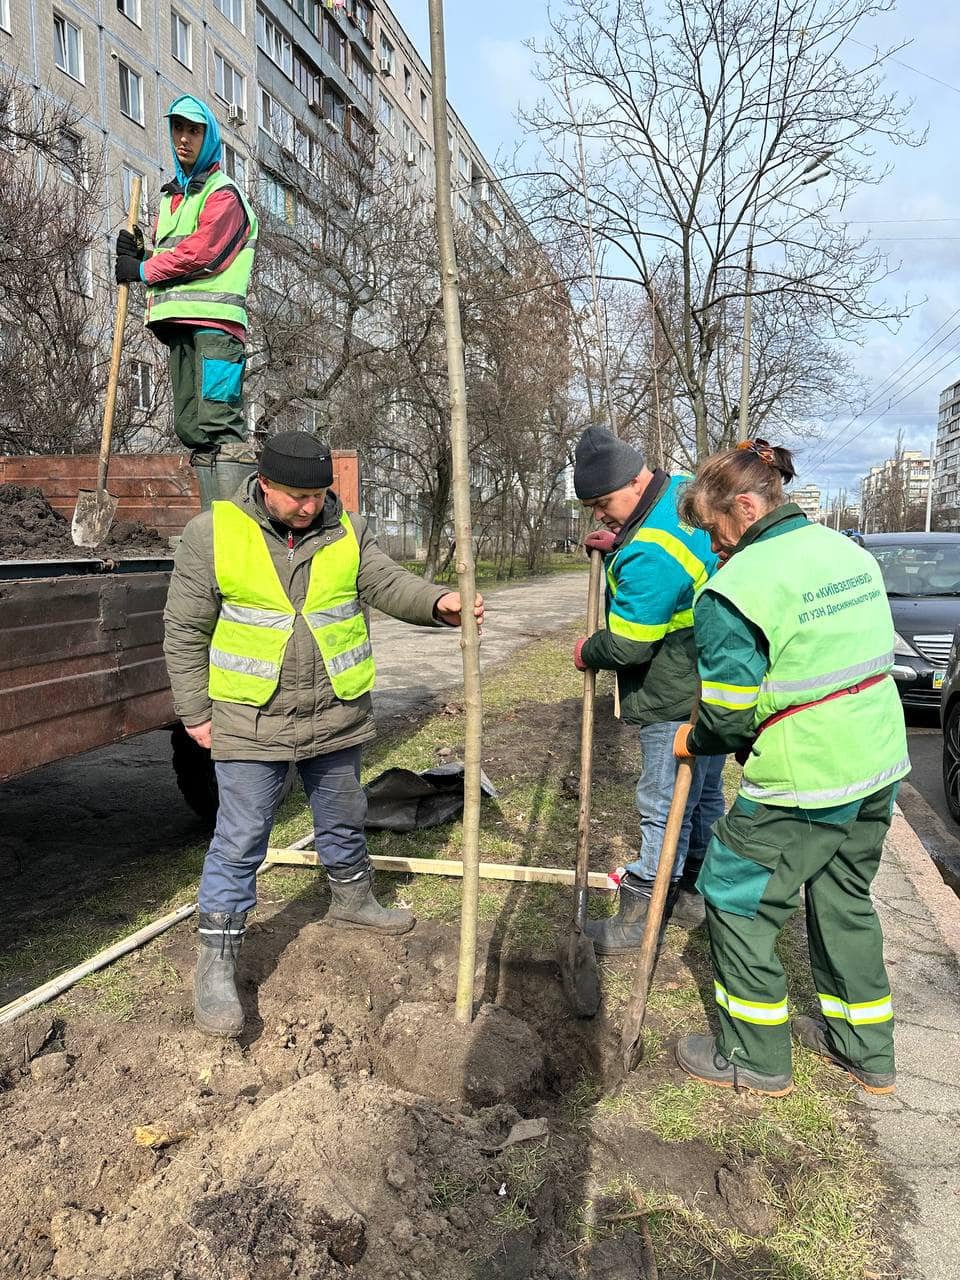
top-left (792, 483), bottom-right (821, 523)
top-left (935, 378), bottom-right (960, 529)
top-left (860, 451), bottom-right (930, 532)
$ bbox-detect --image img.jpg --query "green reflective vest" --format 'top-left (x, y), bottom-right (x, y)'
top-left (706, 522), bottom-right (909, 807)
top-left (145, 170), bottom-right (258, 330)
top-left (208, 503), bottom-right (375, 705)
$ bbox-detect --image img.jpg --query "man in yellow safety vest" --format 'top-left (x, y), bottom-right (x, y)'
top-left (163, 431), bottom-right (484, 1037)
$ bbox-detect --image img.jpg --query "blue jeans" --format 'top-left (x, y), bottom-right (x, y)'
top-left (626, 720), bottom-right (726, 882)
top-left (198, 747), bottom-right (368, 914)
top-left (688, 751), bottom-right (727, 863)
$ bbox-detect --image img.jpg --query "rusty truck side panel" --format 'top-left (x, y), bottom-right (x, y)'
top-left (0, 570), bottom-right (173, 782)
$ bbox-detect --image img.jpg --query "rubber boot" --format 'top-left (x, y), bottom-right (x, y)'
top-left (676, 1034), bottom-right (794, 1097)
top-left (583, 873), bottom-right (679, 956)
top-left (326, 867), bottom-right (415, 935)
top-left (194, 911), bottom-right (247, 1037)
top-left (792, 1015), bottom-right (896, 1094)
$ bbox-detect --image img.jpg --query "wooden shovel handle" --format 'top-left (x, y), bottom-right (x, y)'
top-left (573, 549), bottom-right (604, 928)
top-left (97, 177), bottom-right (142, 493)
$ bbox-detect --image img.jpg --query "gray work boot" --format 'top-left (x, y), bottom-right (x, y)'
top-left (793, 1015), bottom-right (896, 1094)
top-left (326, 867), bottom-right (415, 935)
top-left (194, 911), bottom-right (247, 1037)
top-left (583, 873), bottom-right (678, 956)
top-left (676, 1034), bottom-right (794, 1097)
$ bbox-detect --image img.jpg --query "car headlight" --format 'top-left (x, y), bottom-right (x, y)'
top-left (893, 631), bottom-right (921, 658)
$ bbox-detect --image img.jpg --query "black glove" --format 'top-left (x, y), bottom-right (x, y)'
top-left (116, 226), bottom-right (145, 260)
top-left (115, 254), bottom-right (143, 284)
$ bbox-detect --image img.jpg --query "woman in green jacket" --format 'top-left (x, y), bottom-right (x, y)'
top-left (671, 440), bottom-right (909, 1097)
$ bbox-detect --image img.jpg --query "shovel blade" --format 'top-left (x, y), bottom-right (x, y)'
top-left (71, 488), bottom-right (119, 549)
top-left (561, 926), bottom-right (601, 1018)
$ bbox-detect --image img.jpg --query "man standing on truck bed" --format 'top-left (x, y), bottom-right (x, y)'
top-left (114, 94), bottom-right (257, 470)
top-left (163, 431), bottom-right (484, 1037)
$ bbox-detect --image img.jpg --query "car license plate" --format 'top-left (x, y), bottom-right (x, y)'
top-left (934, 670), bottom-right (946, 690)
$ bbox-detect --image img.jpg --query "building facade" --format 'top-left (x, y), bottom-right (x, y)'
top-left (860, 450), bottom-right (931, 533)
top-left (792, 483), bottom-right (821, 523)
top-left (935, 378), bottom-right (960, 529)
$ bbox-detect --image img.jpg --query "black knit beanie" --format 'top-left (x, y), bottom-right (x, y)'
top-left (258, 432), bottom-right (334, 489)
top-left (573, 427), bottom-right (646, 500)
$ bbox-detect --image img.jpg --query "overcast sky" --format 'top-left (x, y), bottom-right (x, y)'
top-left (388, 0), bottom-right (960, 504)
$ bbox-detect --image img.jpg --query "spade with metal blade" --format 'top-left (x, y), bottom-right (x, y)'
top-left (560, 547), bottom-right (604, 1017)
top-left (619, 699), bottom-right (700, 1074)
top-left (72, 176), bottom-right (142, 548)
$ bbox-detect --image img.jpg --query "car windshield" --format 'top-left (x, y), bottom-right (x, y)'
top-left (870, 542), bottom-right (960, 596)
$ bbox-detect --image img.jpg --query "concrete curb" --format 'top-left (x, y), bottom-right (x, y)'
top-left (890, 808), bottom-right (960, 959)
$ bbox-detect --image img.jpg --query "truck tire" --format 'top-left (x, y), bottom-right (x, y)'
top-left (171, 723), bottom-right (219, 823)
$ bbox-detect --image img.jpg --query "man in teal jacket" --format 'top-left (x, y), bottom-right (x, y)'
top-left (572, 428), bottom-right (724, 951)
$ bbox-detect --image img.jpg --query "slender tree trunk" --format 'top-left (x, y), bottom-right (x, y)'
top-left (428, 0), bottom-right (482, 1027)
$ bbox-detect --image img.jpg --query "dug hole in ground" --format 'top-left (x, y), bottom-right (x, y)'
top-left (0, 628), bottom-right (911, 1280)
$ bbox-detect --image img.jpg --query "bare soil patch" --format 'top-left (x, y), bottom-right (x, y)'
top-left (0, 483), bottom-right (170, 559)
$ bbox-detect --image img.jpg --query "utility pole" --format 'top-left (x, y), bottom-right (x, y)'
top-left (926, 438), bottom-right (935, 533)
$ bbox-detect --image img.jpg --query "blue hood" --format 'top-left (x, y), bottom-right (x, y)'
top-left (166, 95), bottom-right (221, 188)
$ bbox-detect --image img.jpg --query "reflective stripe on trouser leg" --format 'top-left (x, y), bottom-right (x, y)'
top-left (298, 746), bottom-right (368, 880)
top-left (804, 782), bottom-right (897, 1076)
top-left (199, 760), bottom-right (292, 915)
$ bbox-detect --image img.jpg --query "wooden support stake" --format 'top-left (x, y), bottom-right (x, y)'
top-left (264, 848), bottom-right (615, 891)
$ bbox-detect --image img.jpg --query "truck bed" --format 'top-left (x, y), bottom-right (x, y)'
top-left (0, 559), bottom-right (175, 782)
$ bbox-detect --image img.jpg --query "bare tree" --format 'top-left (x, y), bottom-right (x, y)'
top-left (521, 0), bottom-right (921, 459)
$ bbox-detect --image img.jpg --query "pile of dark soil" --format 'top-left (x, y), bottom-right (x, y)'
top-left (0, 483), bottom-right (170, 559)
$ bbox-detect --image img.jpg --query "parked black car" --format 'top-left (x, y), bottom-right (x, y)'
top-left (861, 533), bottom-right (960, 710)
top-left (940, 631), bottom-right (960, 823)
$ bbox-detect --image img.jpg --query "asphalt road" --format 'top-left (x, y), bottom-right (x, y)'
top-left (902, 707), bottom-right (960, 893)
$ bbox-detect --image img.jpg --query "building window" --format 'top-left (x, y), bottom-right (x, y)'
top-left (322, 83), bottom-right (345, 131)
top-left (258, 86), bottom-right (293, 150)
top-left (323, 13), bottom-right (346, 70)
top-left (117, 0), bottom-right (141, 26)
top-left (0, 0), bottom-right (9, 34)
top-left (293, 49), bottom-right (321, 106)
top-left (350, 54), bottom-right (372, 103)
top-left (456, 192), bottom-right (469, 221)
top-left (257, 8), bottom-right (292, 76)
top-left (378, 32), bottom-right (393, 75)
top-left (419, 89), bottom-right (428, 122)
top-left (66, 247), bottom-right (93, 297)
top-left (118, 62), bottom-right (144, 125)
top-left (170, 9), bottom-right (191, 68)
top-left (347, 0), bottom-right (371, 40)
top-left (59, 129), bottom-right (86, 185)
top-left (458, 149), bottom-right (471, 181)
top-left (401, 118), bottom-right (414, 158)
top-left (130, 360), bottom-right (153, 411)
top-left (418, 140), bottom-right (428, 174)
top-left (121, 163), bottom-right (148, 218)
top-left (287, 0), bottom-right (319, 36)
top-left (293, 121), bottom-right (319, 172)
top-left (213, 0), bottom-right (244, 32)
top-left (403, 65), bottom-right (412, 98)
top-left (260, 174), bottom-right (296, 225)
top-left (214, 52), bottom-right (245, 109)
top-left (222, 141), bottom-right (247, 190)
top-left (53, 13), bottom-right (83, 83)
top-left (377, 92), bottom-right (394, 135)
top-left (0, 85), bottom-right (17, 146)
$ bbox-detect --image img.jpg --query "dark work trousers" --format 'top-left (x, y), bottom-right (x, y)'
top-left (164, 325), bottom-right (247, 452)
top-left (198, 747), bottom-right (368, 915)
top-left (699, 783), bottom-right (898, 1078)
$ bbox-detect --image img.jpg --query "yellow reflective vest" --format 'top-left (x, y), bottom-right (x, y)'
top-left (208, 502), bottom-right (375, 705)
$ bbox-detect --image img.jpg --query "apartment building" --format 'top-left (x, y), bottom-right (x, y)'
top-left (791, 483), bottom-right (821, 523)
top-left (935, 378), bottom-right (960, 529)
top-left (860, 450), bottom-right (931, 532)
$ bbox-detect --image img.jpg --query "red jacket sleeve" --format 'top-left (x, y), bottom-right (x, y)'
top-left (142, 188), bottom-right (249, 286)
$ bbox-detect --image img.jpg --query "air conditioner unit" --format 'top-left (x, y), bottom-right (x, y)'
top-left (404, 151), bottom-right (416, 165)
top-left (378, 57), bottom-right (392, 74)
top-left (227, 103), bottom-right (245, 125)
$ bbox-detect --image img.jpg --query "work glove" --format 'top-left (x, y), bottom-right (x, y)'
top-left (116, 226), bottom-right (145, 260)
top-left (573, 637), bottom-right (589, 672)
top-left (673, 723), bottom-right (695, 760)
top-left (115, 254), bottom-right (143, 284)
top-left (584, 528), bottom-right (617, 554)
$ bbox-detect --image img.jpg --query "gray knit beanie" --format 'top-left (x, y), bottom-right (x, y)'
top-left (573, 427), bottom-right (646, 500)
top-left (258, 432), bottom-right (333, 489)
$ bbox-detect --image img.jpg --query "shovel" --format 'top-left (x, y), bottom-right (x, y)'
top-left (72, 176), bottom-right (142, 548)
top-left (619, 698), bottom-right (700, 1074)
top-left (560, 548), bottom-right (604, 1017)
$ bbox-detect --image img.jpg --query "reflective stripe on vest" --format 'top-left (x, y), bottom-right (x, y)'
top-left (209, 502), bottom-right (375, 705)
top-left (817, 991), bottom-right (893, 1025)
top-left (705, 521), bottom-right (910, 808)
top-left (145, 170), bottom-right (258, 330)
top-left (714, 981), bottom-right (789, 1026)
top-left (606, 521), bottom-right (709, 643)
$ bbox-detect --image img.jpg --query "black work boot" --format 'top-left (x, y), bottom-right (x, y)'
top-left (326, 867), bottom-right (415, 935)
top-left (583, 873), bottom-right (679, 956)
top-left (676, 1034), bottom-right (794, 1097)
top-left (793, 1015), bottom-right (896, 1094)
top-left (194, 911), bottom-right (247, 1037)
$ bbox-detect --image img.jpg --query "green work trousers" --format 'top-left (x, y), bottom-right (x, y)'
top-left (164, 326), bottom-right (247, 452)
top-left (697, 783), bottom-right (898, 1078)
